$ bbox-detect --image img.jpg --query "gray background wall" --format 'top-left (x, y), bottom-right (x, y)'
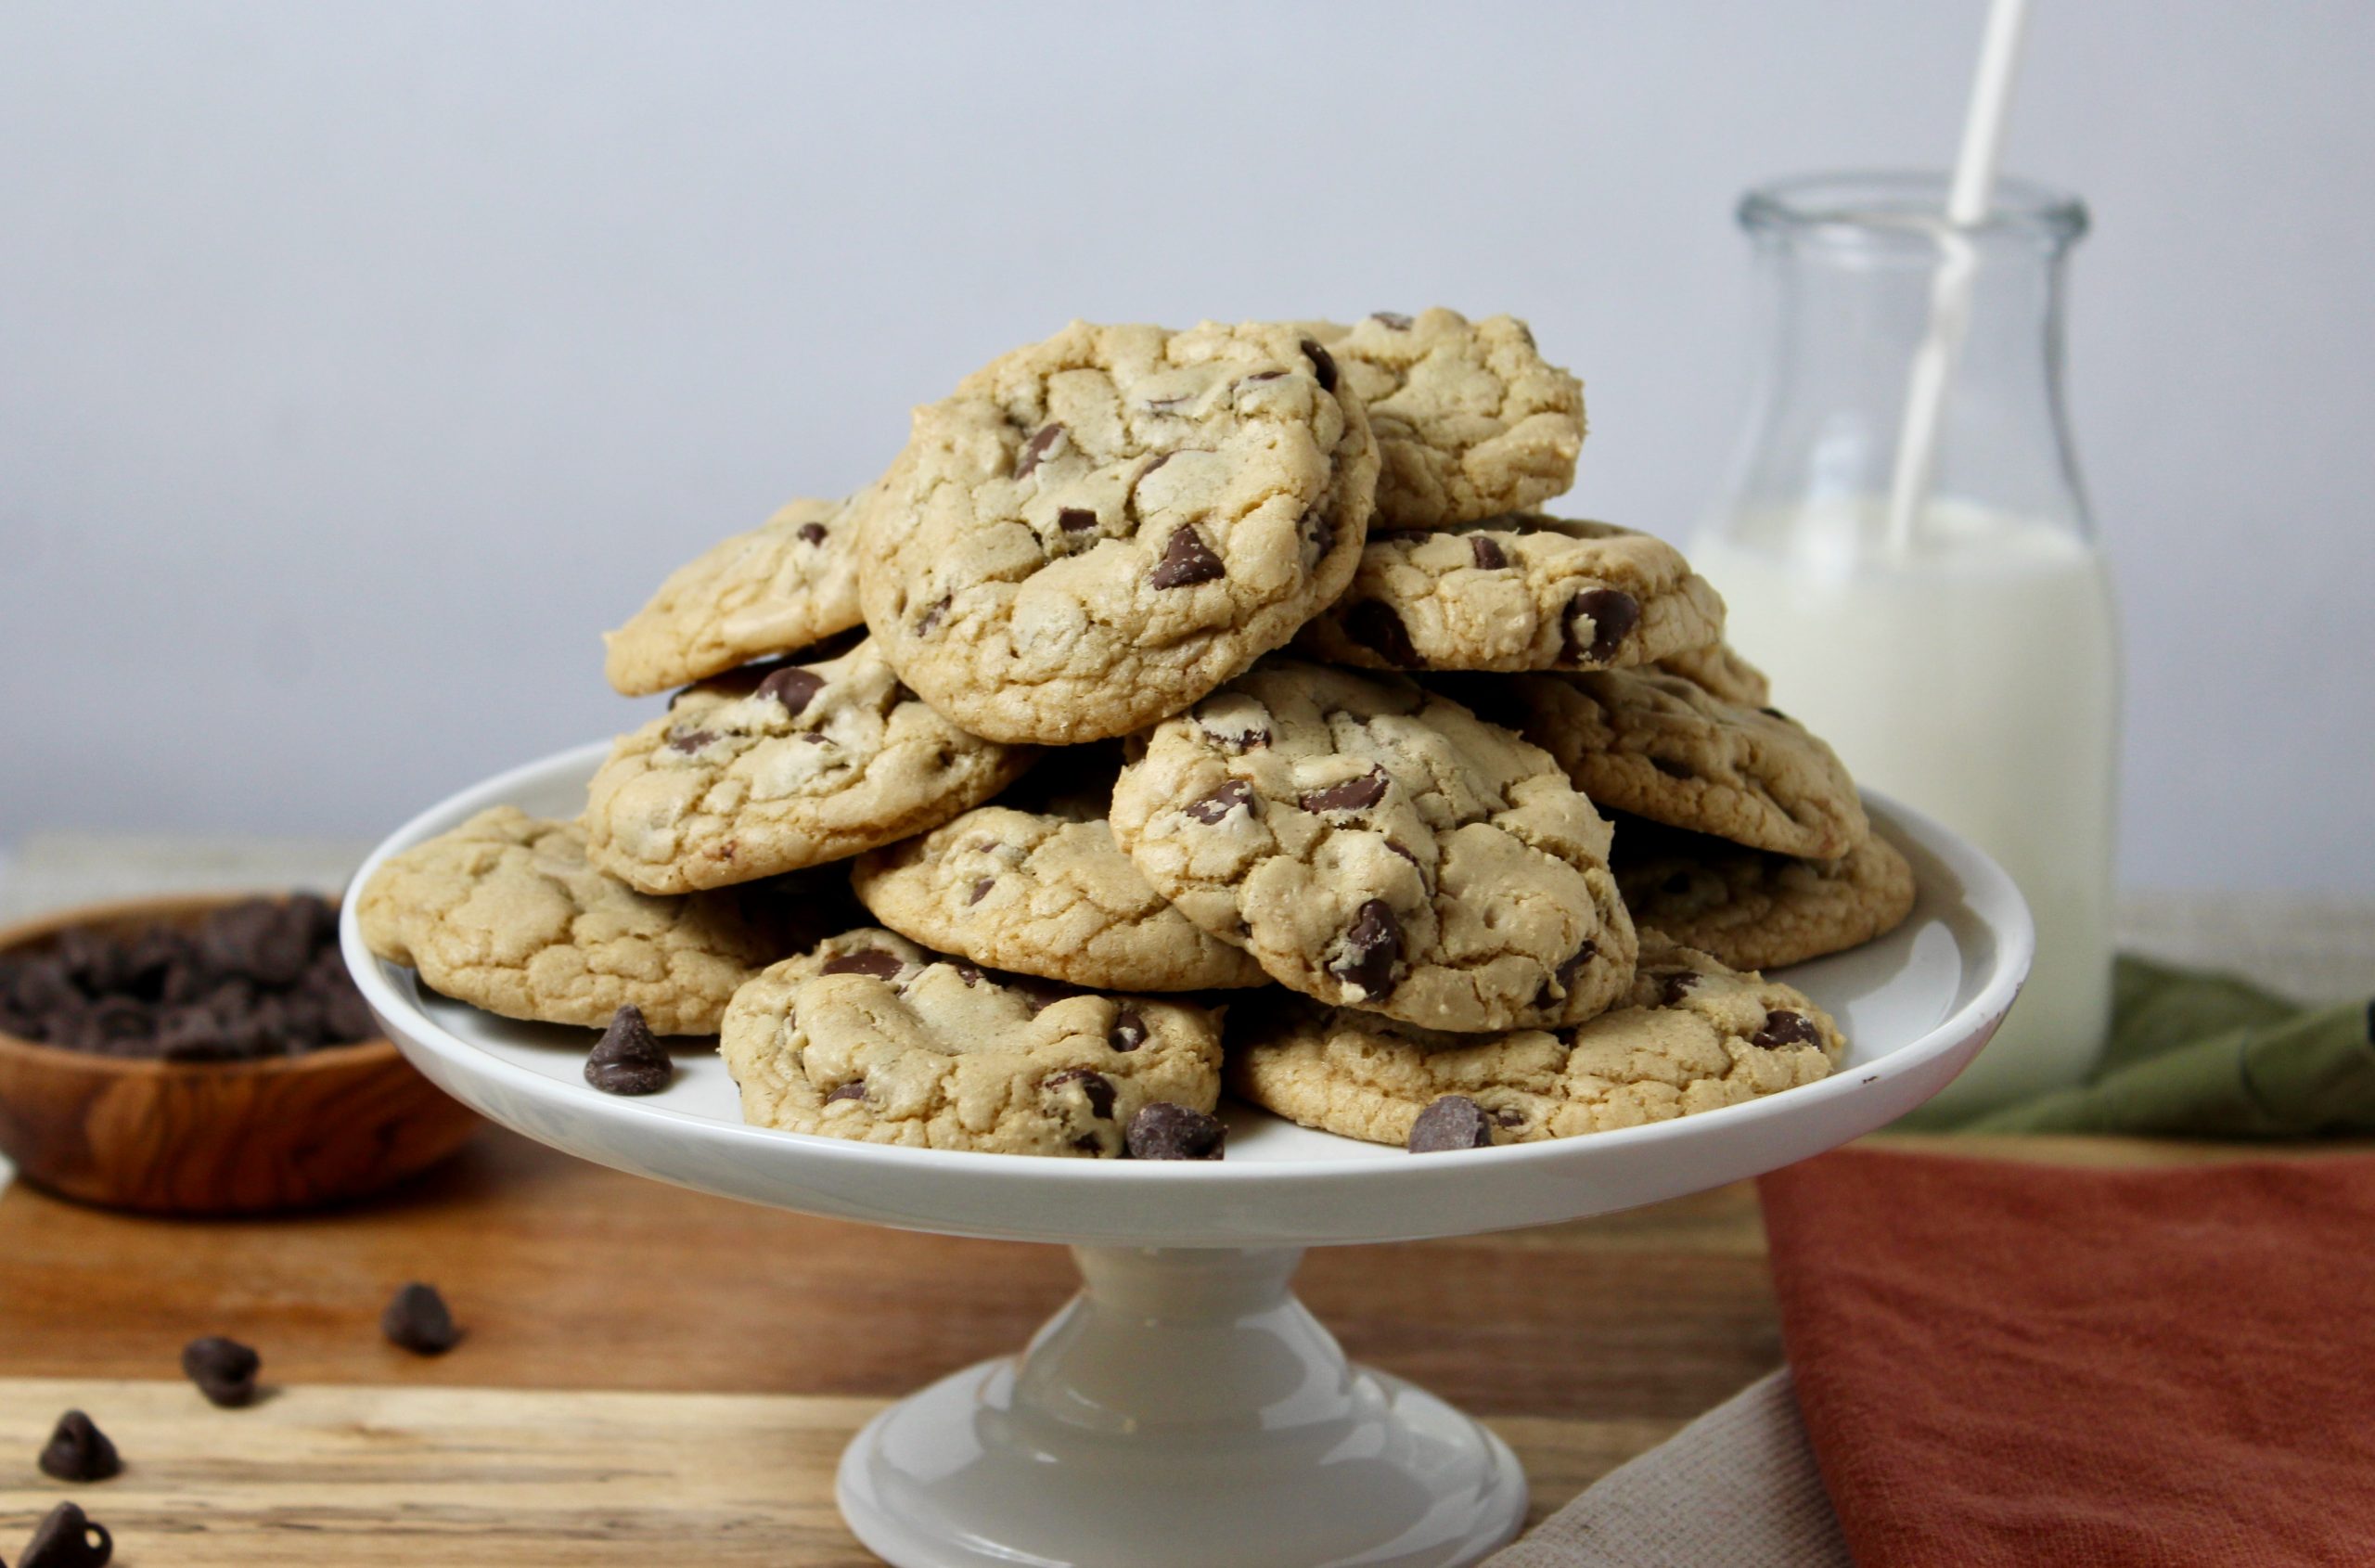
top-left (4, 0), bottom-right (2369, 892)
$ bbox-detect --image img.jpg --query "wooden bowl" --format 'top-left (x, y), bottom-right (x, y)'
top-left (0, 893), bottom-right (480, 1214)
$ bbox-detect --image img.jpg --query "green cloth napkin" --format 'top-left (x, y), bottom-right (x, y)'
top-left (1912, 957), bottom-right (2375, 1137)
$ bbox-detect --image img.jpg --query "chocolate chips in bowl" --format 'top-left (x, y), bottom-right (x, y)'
top-left (0, 893), bottom-right (480, 1215)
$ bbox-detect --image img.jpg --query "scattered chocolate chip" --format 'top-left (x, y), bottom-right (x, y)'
top-left (1407, 1096), bottom-right (1494, 1153)
top-left (1383, 839), bottom-right (1423, 869)
top-left (584, 1005), bottom-right (672, 1096)
top-left (1242, 368), bottom-right (1288, 384)
top-left (1343, 599), bottom-right (1420, 667)
top-left (1563, 587), bottom-right (1641, 665)
top-left (666, 727), bottom-right (716, 754)
top-left (915, 597), bottom-right (949, 636)
top-left (1043, 1067), bottom-right (1117, 1120)
top-left (825, 1080), bottom-right (867, 1103)
top-left (199, 897), bottom-right (321, 988)
top-left (1108, 1009), bottom-right (1148, 1052)
top-left (380, 1282), bottom-right (461, 1356)
top-left (1495, 1107), bottom-right (1527, 1128)
top-left (951, 963), bottom-right (983, 987)
top-left (182, 1336), bottom-right (260, 1408)
top-left (1184, 779), bottom-right (1254, 824)
top-left (37, 1411), bottom-right (120, 1484)
top-left (1200, 717), bottom-right (1270, 752)
top-left (1015, 422), bottom-right (1065, 480)
top-left (820, 949), bottom-right (904, 980)
top-left (1650, 755), bottom-right (1696, 780)
top-left (1126, 1102), bottom-right (1226, 1160)
top-left (796, 521), bottom-right (828, 545)
top-left (1304, 510), bottom-right (1335, 559)
top-left (1136, 451), bottom-right (1176, 481)
top-left (1300, 338), bottom-right (1338, 392)
top-left (19, 1501), bottom-right (113, 1568)
top-left (1752, 1010), bottom-right (1823, 1050)
top-left (1149, 527), bottom-right (1226, 589)
top-left (1370, 311), bottom-right (1415, 330)
top-left (1298, 769), bottom-right (1388, 814)
top-left (1057, 506), bottom-right (1098, 533)
top-left (1658, 971), bottom-right (1701, 1007)
top-left (1470, 535), bottom-right (1508, 571)
top-left (968, 878), bottom-right (995, 906)
top-left (753, 667), bottom-right (825, 716)
top-left (1329, 900), bottom-right (1402, 999)
top-left (1534, 940), bottom-right (1599, 1007)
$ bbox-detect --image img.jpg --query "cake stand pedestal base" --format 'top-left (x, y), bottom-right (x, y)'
top-left (837, 1244), bottom-right (1528, 1568)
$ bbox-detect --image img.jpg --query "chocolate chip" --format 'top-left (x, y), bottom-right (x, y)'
top-left (915, 597), bottom-right (950, 636)
top-left (182, 1336), bottom-right (260, 1407)
top-left (1126, 1102), bottom-right (1226, 1160)
top-left (19, 1501), bottom-right (113, 1568)
top-left (1659, 971), bottom-right (1700, 1008)
top-left (1495, 1107), bottom-right (1527, 1128)
top-left (1329, 900), bottom-right (1401, 999)
top-left (952, 964), bottom-right (983, 987)
top-left (753, 667), bottom-right (825, 716)
top-left (1407, 1096), bottom-right (1494, 1153)
top-left (1304, 509), bottom-right (1335, 559)
top-left (1108, 1009), bottom-right (1148, 1052)
top-left (666, 727), bottom-right (716, 754)
top-left (54, 926), bottom-right (128, 994)
top-left (1057, 507), bottom-right (1098, 533)
top-left (199, 898), bottom-right (316, 988)
top-left (1343, 599), bottom-right (1420, 667)
top-left (825, 1080), bottom-right (867, 1103)
top-left (1015, 422), bottom-right (1065, 480)
top-left (820, 949), bottom-right (904, 980)
top-left (797, 521), bottom-right (828, 545)
top-left (1371, 311), bottom-right (1415, 330)
top-left (1300, 338), bottom-right (1339, 392)
top-left (1383, 839), bottom-right (1422, 869)
top-left (1149, 526), bottom-right (1226, 589)
top-left (1563, 587), bottom-right (1641, 665)
top-left (1043, 1067), bottom-right (1117, 1120)
top-left (968, 877), bottom-right (995, 906)
top-left (1136, 450), bottom-right (1176, 481)
top-left (1200, 717), bottom-right (1270, 752)
top-left (1534, 940), bottom-right (1598, 1007)
top-left (584, 1004), bottom-right (672, 1096)
top-left (380, 1282), bottom-right (461, 1356)
top-left (1650, 756), bottom-right (1696, 780)
top-left (1752, 1010), bottom-right (1823, 1050)
top-left (1243, 368), bottom-right (1288, 384)
top-left (1184, 778), bottom-right (1254, 824)
top-left (1298, 769), bottom-right (1388, 814)
top-left (38, 1410), bottom-right (120, 1484)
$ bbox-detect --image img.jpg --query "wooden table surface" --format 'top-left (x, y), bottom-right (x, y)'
top-left (0, 1125), bottom-right (2317, 1565)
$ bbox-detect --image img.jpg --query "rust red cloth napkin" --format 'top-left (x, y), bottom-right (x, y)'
top-left (1759, 1148), bottom-right (2375, 1567)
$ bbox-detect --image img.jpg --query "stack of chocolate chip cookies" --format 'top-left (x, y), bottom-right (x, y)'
top-left (361, 309), bottom-right (1913, 1158)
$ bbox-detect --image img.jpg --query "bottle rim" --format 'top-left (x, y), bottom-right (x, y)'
top-left (1740, 170), bottom-right (2088, 245)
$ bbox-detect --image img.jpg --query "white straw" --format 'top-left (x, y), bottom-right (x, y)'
top-left (1882, 0), bottom-right (2033, 555)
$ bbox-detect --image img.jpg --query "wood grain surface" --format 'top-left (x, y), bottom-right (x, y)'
top-left (0, 1127), bottom-right (2334, 1564)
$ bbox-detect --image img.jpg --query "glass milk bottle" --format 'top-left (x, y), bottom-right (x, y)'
top-left (1693, 172), bottom-right (2119, 1119)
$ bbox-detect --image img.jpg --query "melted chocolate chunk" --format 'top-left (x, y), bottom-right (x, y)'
top-left (1407, 1096), bottom-right (1494, 1153)
top-left (182, 1336), bottom-right (260, 1408)
top-left (1343, 599), bottom-right (1420, 667)
top-left (1563, 587), bottom-right (1641, 665)
top-left (1109, 1008), bottom-right (1149, 1052)
top-left (968, 877), bottom-right (995, 906)
top-left (666, 727), bottom-right (715, 754)
top-left (380, 1282), bottom-right (461, 1356)
top-left (1298, 769), bottom-right (1388, 814)
top-left (1149, 527), bottom-right (1226, 589)
top-left (38, 1410), bottom-right (121, 1484)
top-left (753, 667), bottom-right (825, 717)
top-left (1043, 1067), bottom-right (1117, 1120)
top-left (1329, 900), bottom-right (1402, 998)
top-left (1184, 779), bottom-right (1254, 824)
top-left (1752, 1010), bottom-right (1823, 1050)
top-left (584, 1004), bottom-right (672, 1096)
top-left (1057, 506), bottom-right (1098, 533)
top-left (796, 521), bottom-right (828, 546)
top-left (1470, 535), bottom-right (1508, 571)
top-left (1015, 422), bottom-right (1065, 480)
top-left (1659, 971), bottom-right (1700, 1008)
top-left (825, 1079), bottom-right (867, 1103)
top-left (1533, 940), bottom-right (1599, 1008)
top-left (820, 948), bottom-right (904, 981)
top-left (1300, 338), bottom-right (1338, 392)
top-left (1126, 1102), bottom-right (1226, 1160)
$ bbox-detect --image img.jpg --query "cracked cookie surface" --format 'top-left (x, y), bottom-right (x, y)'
top-left (602, 493), bottom-right (870, 697)
top-left (1654, 643), bottom-right (1771, 707)
top-left (1228, 934), bottom-right (1842, 1147)
top-left (583, 638), bottom-right (1033, 895)
top-left (852, 746), bottom-right (1267, 992)
top-left (1110, 660), bottom-right (1636, 1033)
top-left (1293, 515), bottom-right (1724, 673)
top-left (356, 805), bottom-right (816, 1034)
top-left (1491, 668), bottom-right (1868, 858)
top-left (1299, 309), bottom-right (1584, 528)
top-left (1611, 817), bottom-right (1917, 971)
top-left (854, 320), bottom-right (1377, 745)
top-left (719, 927), bottom-right (1223, 1156)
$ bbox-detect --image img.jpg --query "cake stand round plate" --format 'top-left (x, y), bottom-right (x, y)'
top-left (344, 740), bottom-right (2031, 1568)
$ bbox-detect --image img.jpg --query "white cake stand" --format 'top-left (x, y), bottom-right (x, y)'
top-left (342, 742), bottom-right (2031, 1568)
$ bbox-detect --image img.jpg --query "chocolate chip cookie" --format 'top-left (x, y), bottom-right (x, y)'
top-left (1491, 668), bottom-right (1868, 858)
top-left (1228, 934), bottom-right (1842, 1148)
top-left (1654, 642), bottom-right (1771, 707)
top-left (718, 927), bottom-right (1223, 1156)
top-left (854, 320), bottom-right (1378, 744)
top-left (1611, 816), bottom-right (1918, 971)
top-left (1292, 515), bottom-right (1725, 673)
top-left (851, 749), bottom-right (1269, 993)
top-left (1299, 309), bottom-right (1585, 528)
top-left (602, 492), bottom-right (870, 697)
top-left (583, 638), bottom-right (1033, 895)
top-left (1109, 660), bottom-right (1637, 1033)
top-left (357, 806), bottom-right (815, 1034)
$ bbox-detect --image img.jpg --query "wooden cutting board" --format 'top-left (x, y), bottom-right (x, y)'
top-left (0, 1128), bottom-right (2292, 1564)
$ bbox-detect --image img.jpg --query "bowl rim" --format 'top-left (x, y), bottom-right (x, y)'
top-left (0, 889), bottom-right (396, 1077)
